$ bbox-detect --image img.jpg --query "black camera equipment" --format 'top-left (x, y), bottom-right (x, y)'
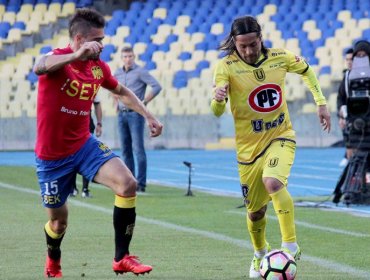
top-left (333, 56), bottom-right (370, 205)
top-left (344, 56), bottom-right (370, 149)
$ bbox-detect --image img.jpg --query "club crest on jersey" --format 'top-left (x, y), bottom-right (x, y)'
top-left (91, 66), bottom-right (103, 80)
top-left (253, 68), bottom-right (265, 81)
top-left (248, 83), bottom-right (282, 113)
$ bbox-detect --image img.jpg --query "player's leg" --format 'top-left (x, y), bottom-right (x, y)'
top-left (37, 157), bottom-right (75, 278)
top-left (70, 173), bottom-right (79, 197)
top-left (94, 157), bottom-right (152, 275)
top-left (44, 205), bottom-right (68, 278)
top-left (129, 113), bottom-right (147, 192)
top-left (239, 163), bottom-right (271, 278)
top-left (262, 140), bottom-right (300, 259)
top-left (118, 111), bottom-right (135, 174)
top-left (78, 136), bottom-right (152, 275)
top-left (81, 176), bottom-right (91, 198)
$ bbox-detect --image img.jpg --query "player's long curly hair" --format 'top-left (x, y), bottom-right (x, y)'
top-left (69, 8), bottom-right (105, 38)
top-left (219, 16), bottom-right (268, 56)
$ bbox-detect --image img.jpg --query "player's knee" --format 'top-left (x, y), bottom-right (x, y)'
top-left (115, 176), bottom-right (137, 197)
top-left (263, 177), bottom-right (283, 193)
top-left (248, 206), bottom-right (267, 221)
top-left (50, 219), bottom-right (68, 234)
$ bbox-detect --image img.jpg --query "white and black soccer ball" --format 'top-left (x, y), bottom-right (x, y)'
top-left (259, 250), bottom-right (297, 280)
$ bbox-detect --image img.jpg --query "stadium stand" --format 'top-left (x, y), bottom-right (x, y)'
top-left (1, 0), bottom-right (370, 149)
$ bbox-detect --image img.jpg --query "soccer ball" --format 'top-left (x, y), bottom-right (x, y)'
top-left (259, 250), bottom-right (297, 280)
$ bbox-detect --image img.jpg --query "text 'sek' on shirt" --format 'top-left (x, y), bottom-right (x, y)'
top-left (36, 46), bottom-right (118, 160)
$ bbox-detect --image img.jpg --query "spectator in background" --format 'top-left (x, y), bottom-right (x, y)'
top-left (113, 46), bottom-right (162, 193)
top-left (71, 96), bottom-right (103, 198)
top-left (337, 40), bottom-right (370, 160)
top-left (33, 8), bottom-right (162, 278)
top-left (337, 48), bottom-right (353, 167)
top-left (211, 15), bottom-right (331, 278)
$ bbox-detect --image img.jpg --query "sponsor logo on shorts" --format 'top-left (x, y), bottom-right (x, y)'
top-left (98, 142), bottom-right (112, 157)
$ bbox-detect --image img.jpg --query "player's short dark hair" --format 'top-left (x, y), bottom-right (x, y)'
top-left (121, 46), bottom-right (134, 53)
top-left (219, 15), bottom-right (267, 56)
top-left (68, 8), bottom-right (105, 38)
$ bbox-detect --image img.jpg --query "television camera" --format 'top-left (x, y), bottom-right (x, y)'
top-left (334, 55), bottom-right (370, 205)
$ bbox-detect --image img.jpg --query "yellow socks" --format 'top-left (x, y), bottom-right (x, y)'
top-left (247, 214), bottom-right (267, 252)
top-left (270, 187), bottom-right (296, 243)
top-left (114, 195), bottom-right (136, 208)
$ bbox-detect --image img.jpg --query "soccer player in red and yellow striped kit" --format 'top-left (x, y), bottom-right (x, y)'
top-left (34, 8), bottom-right (162, 278)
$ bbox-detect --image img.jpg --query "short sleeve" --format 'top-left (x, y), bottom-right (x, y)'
top-left (100, 61), bottom-right (119, 90)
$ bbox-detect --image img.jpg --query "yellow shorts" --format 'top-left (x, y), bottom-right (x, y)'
top-left (238, 139), bottom-right (296, 213)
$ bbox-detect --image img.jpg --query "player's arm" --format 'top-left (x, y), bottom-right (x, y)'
top-left (93, 101), bottom-right (103, 137)
top-left (300, 66), bottom-right (331, 132)
top-left (211, 61), bottom-right (229, 117)
top-left (111, 83), bottom-right (163, 137)
top-left (211, 85), bottom-right (228, 117)
top-left (33, 41), bottom-right (103, 75)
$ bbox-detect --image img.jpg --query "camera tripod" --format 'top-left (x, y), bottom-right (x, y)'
top-left (333, 150), bottom-right (370, 206)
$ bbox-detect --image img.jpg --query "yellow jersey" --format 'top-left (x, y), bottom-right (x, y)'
top-left (212, 48), bottom-right (326, 164)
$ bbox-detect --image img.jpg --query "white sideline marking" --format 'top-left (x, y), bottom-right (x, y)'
top-left (1, 181), bottom-right (369, 279)
top-left (227, 210), bottom-right (370, 238)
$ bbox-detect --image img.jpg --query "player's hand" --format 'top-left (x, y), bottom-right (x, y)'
top-left (95, 125), bottom-right (102, 137)
top-left (318, 105), bottom-right (331, 132)
top-left (214, 84), bottom-right (229, 102)
top-left (75, 41), bottom-right (103, 60)
top-left (147, 116), bottom-right (163, 137)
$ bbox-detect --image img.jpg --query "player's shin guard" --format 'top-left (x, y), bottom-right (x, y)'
top-left (44, 221), bottom-right (65, 260)
top-left (113, 195), bottom-right (136, 261)
top-left (247, 214), bottom-right (267, 252)
top-left (270, 187), bottom-right (296, 243)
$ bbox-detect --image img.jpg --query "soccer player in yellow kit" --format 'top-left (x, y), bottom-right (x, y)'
top-left (211, 16), bottom-right (331, 278)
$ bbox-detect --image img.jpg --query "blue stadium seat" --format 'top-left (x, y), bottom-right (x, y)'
top-left (178, 52), bottom-right (192, 61)
top-left (6, 4), bottom-right (21, 13)
top-left (195, 41), bottom-right (208, 51)
top-left (40, 45), bottom-right (52, 54)
top-left (76, 0), bottom-right (93, 8)
top-left (319, 66), bottom-right (331, 75)
top-left (264, 40), bottom-right (272, 48)
top-left (196, 60), bottom-right (210, 71)
top-left (173, 70), bottom-right (188, 89)
top-left (139, 52), bottom-right (152, 62)
top-left (100, 49), bottom-right (112, 62)
top-left (157, 42), bottom-right (170, 52)
top-left (363, 29), bottom-right (370, 41)
top-left (13, 21), bottom-right (26, 30)
top-left (208, 40), bottom-right (219, 50)
top-left (145, 61), bottom-right (157, 71)
top-left (166, 34), bottom-right (178, 45)
top-left (27, 71), bottom-right (39, 84)
top-left (0, 22), bottom-right (11, 38)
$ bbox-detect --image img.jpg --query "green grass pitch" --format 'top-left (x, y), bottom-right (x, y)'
top-left (0, 166), bottom-right (369, 279)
